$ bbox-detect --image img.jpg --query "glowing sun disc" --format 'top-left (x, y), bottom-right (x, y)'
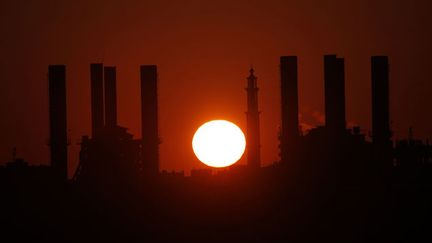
top-left (192, 120), bottom-right (246, 168)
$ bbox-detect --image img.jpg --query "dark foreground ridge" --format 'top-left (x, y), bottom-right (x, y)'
top-left (1, 56), bottom-right (431, 242)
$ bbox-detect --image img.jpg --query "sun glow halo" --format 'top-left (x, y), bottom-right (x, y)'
top-left (192, 120), bottom-right (246, 168)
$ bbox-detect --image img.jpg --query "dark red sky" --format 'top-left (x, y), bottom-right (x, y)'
top-left (1, 0), bottom-right (431, 176)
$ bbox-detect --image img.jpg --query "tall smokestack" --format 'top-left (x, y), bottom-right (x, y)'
top-left (371, 56), bottom-right (392, 165)
top-left (48, 65), bottom-right (68, 180)
top-left (280, 56), bottom-right (299, 163)
top-left (324, 55), bottom-right (346, 132)
top-left (90, 63), bottom-right (104, 138)
top-left (245, 68), bottom-right (261, 168)
top-left (140, 65), bottom-right (159, 175)
top-left (104, 66), bottom-right (117, 127)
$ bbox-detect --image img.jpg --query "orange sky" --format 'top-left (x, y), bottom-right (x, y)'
top-left (1, 0), bottom-right (432, 176)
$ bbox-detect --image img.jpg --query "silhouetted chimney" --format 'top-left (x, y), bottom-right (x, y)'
top-left (90, 63), bottom-right (104, 138)
top-left (48, 65), bottom-right (68, 180)
top-left (324, 55), bottom-right (346, 132)
top-left (280, 56), bottom-right (299, 163)
top-left (246, 68), bottom-right (261, 168)
top-left (140, 65), bottom-right (159, 175)
top-left (371, 56), bottom-right (392, 164)
top-left (104, 66), bottom-right (117, 127)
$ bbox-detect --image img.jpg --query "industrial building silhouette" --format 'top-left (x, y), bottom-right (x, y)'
top-left (1, 55), bottom-right (431, 242)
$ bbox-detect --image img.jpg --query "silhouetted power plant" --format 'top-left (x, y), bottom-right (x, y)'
top-left (3, 55), bottom-right (431, 181)
top-left (140, 65), bottom-right (160, 176)
top-left (104, 66), bottom-right (118, 127)
top-left (74, 63), bottom-right (158, 184)
top-left (48, 65), bottom-right (68, 181)
top-left (371, 56), bottom-right (392, 167)
top-left (90, 63), bottom-right (104, 139)
top-left (280, 56), bottom-right (300, 163)
top-left (1, 55), bottom-right (432, 242)
top-left (324, 55), bottom-right (346, 133)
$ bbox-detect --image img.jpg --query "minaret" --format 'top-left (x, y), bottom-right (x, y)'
top-left (245, 68), bottom-right (261, 168)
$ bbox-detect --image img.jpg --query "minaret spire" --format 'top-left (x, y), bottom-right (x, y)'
top-left (246, 67), bottom-right (261, 168)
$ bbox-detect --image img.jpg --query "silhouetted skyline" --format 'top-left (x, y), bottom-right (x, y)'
top-left (1, 54), bottom-right (431, 242)
top-left (1, 0), bottom-right (432, 174)
top-left (1, 2), bottom-right (432, 240)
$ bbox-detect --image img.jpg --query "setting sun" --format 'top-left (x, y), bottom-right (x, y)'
top-left (192, 120), bottom-right (246, 168)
